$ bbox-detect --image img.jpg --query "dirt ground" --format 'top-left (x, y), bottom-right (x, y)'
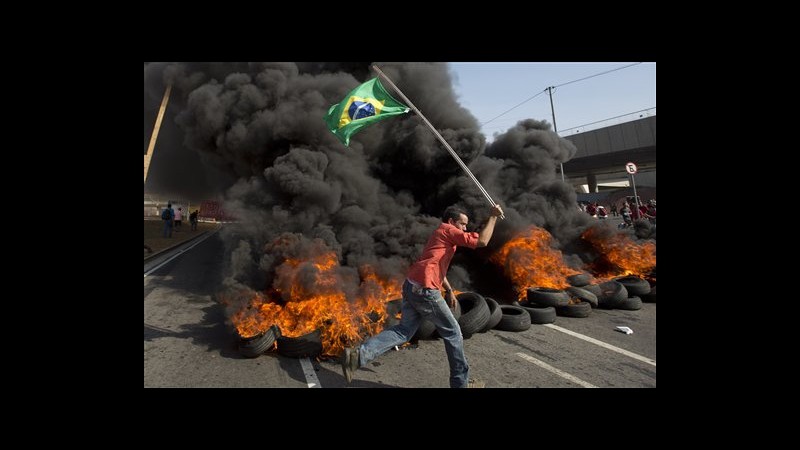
top-left (144, 219), bottom-right (220, 257)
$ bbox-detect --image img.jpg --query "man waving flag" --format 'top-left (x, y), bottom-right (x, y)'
top-left (324, 77), bottom-right (409, 146)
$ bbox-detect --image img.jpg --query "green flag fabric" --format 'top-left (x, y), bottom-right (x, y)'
top-left (324, 77), bottom-right (409, 146)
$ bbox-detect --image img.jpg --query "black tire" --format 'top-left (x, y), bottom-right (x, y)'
top-left (566, 286), bottom-right (598, 308)
top-left (239, 325), bottom-right (280, 358)
top-left (597, 281), bottom-right (628, 309)
top-left (527, 288), bottom-right (570, 307)
top-left (414, 319), bottom-right (437, 340)
top-left (566, 273), bottom-right (591, 287)
top-left (641, 285), bottom-right (656, 303)
top-left (479, 297), bottom-right (503, 332)
top-left (581, 284), bottom-right (603, 297)
top-left (619, 296), bottom-right (643, 310)
top-left (614, 276), bottom-right (651, 296)
top-left (277, 329), bottom-right (323, 358)
top-left (456, 292), bottom-right (491, 338)
top-left (421, 299), bottom-right (462, 340)
top-left (495, 305), bottom-right (531, 332)
top-left (556, 301), bottom-right (592, 318)
top-left (520, 302), bottom-right (557, 324)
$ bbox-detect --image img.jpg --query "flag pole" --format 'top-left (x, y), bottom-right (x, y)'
top-left (371, 65), bottom-right (504, 219)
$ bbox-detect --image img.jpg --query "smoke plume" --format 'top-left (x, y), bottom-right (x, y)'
top-left (144, 62), bottom-right (647, 319)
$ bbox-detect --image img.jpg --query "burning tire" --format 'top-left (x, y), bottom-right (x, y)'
top-left (567, 273), bottom-right (591, 287)
top-left (479, 297), bottom-right (503, 332)
top-left (520, 302), bottom-right (557, 324)
top-left (566, 286), bottom-right (598, 308)
top-left (277, 329), bottom-right (323, 358)
top-left (456, 292), bottom-right (491, 338)
top-left (614, 276), bottom-right (651, 296)
top-left (527, 288), bottom-right (570, 307)
top-left (597, 281), bottom-right (628, 309)
top-left (238, 325), bottom-right (280, 358)
top-left (555, 301), bottom-right (592, 318)
top-left (495, 305), bottom-right (531, 332)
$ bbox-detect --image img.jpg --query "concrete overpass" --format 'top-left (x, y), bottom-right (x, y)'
top-left (561, 115), bottom-right (656, 191)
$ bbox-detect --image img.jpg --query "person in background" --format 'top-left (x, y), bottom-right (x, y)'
top-left (190, 209), bottom-right (199, 231)
top-left (619, 203), bottom-right (632, 228)
top-left (597, 205), bottom-right (608, 219)
top-left (646, 200), bottom-right (656, 225)
top-left (162, 203), bottom-right (174, 238)
top-left (174, 207), bottom-right (183, 231)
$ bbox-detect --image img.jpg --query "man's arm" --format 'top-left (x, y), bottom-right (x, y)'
top-left (477, 205), bottom-right (504, 247)
top-left (442, 277), bottom-right (456, 307)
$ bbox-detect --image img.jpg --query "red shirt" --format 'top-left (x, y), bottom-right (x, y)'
top-left (407, 222), bottom-right (479, 290)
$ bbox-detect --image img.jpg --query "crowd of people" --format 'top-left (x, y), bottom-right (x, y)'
top-left (578, 199), bottom-right (656, 228)
top-left (161, 204), bottom-right (200, 238)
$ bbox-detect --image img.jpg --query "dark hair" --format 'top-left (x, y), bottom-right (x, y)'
top-left (442, 206), bottom-right (467, 223)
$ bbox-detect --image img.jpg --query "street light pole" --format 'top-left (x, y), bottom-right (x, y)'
top-left (547, 86), bottom-right (566, 183)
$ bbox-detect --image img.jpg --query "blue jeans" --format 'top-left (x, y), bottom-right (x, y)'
top-left (358, 279), bottom-right (469, 388)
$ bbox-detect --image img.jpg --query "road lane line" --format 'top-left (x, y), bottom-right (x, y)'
top-left (544, 323), bottom-right (656, 367)
top-left (299, 358), bottom-right (321, 388)
top-left (144, 230), bottom-right (217, 278)
top-left (515, 352), bottom-right (597, 388)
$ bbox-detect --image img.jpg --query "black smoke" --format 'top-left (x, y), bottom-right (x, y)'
top-left (144, 62), bottom-right (612, 306)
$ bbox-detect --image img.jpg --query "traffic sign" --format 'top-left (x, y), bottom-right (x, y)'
top-left (625, 162), bottom-right (638, 174)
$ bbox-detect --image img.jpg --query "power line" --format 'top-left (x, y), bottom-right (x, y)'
top-left (479, 62), bottom-right (644, 128)
top-left (480, 90), bottom-right (546, 127)
top-left (558, 107), bottom-right (656, 134)
top-left (553, 62), bottom-right (642, 88)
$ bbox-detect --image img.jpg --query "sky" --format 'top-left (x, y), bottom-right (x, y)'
top-left (448, 62), bottom-right (656, 142)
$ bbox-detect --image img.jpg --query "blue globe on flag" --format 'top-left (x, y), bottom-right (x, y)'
top-left (349, 101), bottom-right (376, 121)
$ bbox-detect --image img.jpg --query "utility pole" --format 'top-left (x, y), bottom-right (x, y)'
top-left (547, 86), bottom-right (566, 183)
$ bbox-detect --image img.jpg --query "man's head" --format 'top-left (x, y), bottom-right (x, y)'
top-left (442, 206), bottom-right (468, 231)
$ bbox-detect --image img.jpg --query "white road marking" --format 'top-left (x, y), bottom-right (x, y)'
top-left (515, 352), bottom-right (597, 388)
top-left (144, 230), bottom-right (218, 278)
top-left (299, 358), bottom-right (321, 388)
top-left (544, 323), bottom-right (656, 367)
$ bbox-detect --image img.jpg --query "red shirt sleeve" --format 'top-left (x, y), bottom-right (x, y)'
top-left (445, 226), bottom-right (479, 249)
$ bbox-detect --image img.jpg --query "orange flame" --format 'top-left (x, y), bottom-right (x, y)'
top-left (229, 244), bottom-right (405, 356)
top-left (490, 226), bottom-right (580, 299)
top-left (581, 227), bottom-right (656, 278)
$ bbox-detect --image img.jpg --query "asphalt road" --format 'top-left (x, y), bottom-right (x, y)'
top-left (144, 231), bottom-right (656, 388)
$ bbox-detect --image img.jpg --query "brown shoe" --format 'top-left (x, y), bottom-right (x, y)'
top-left (467, 378), bottom-right (485, 388)
top-left (340, 347), bottom-right (359, 383)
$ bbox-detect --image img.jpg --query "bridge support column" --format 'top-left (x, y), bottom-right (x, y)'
top-left (587, 173), bottom-right (598, 193)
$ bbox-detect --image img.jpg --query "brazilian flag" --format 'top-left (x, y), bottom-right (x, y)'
top-left (324, 77), bottom-right (409, 146)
